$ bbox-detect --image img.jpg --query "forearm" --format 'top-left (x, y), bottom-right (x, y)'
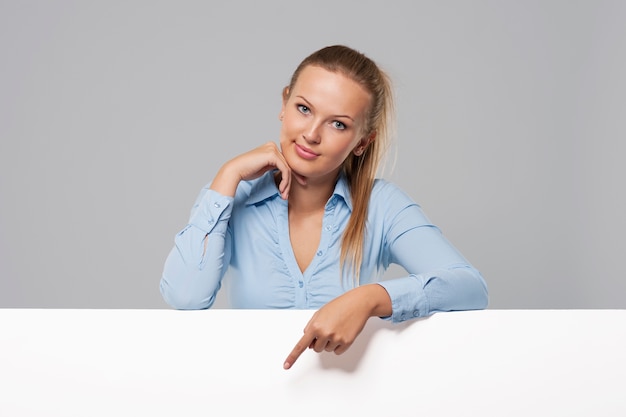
top-left (160, 189), bottom-right (233, 309)
top-left (379, 265), bottom-right (488, 323)
top-left (160, 225), bottom-right (227, 309)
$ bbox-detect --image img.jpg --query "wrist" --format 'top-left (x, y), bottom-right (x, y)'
top-left (358, 284), bottom-right (392, 318)
top-left (210, 165), bottom-right (239, 197)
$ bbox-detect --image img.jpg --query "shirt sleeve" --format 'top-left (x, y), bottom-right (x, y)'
top-left (160, 187), bottom-right (234, 310)
top-left (375, 186), bottom-right (489, 323)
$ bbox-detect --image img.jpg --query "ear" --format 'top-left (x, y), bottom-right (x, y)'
top-left (353, 130), bottom-right (377, 156)
top-left (279, 86), bottom-right (289, 121)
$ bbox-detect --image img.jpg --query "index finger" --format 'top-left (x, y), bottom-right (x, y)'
top-left (283, 332), bottom-right (315, 370)
top-left (274, 157), bottom-right (292, 199)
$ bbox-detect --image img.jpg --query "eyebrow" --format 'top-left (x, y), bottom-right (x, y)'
top-left (296, 95), bottom-right (355, 121)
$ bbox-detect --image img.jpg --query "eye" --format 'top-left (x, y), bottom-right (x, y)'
top-left (297, 104), bottom-right (310, 114)
top-left (332, 121), bottom-right (346, 130)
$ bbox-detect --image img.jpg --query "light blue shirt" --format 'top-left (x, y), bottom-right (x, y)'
top-left (161, 171), bottom-right (488, 323)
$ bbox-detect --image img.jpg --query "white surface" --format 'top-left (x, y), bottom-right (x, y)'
top-left (1, 309), bottom-right (625, 416)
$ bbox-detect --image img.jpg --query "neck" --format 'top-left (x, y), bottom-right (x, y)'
top-left (287, 173), bottom-right (337, 214)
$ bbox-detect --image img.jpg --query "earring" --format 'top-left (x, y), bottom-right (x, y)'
top-left (355, 146), bottom-right (364, 156)
top-left (279, 113), bottom-right (284, 121)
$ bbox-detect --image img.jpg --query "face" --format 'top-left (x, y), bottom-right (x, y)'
top-left (279, 65), bottom-right (372, 185)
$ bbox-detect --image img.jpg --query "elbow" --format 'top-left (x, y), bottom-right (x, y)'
top-left (451, 265), bottom-right (489, 311)
top-left (473, 270), bottom-right (489, 310)
top-left (477, 288), bottom-right (489, 310)
top-left (159, 277), bottom-right (214, 310)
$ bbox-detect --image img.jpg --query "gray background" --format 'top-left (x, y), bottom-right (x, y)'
top-left (1, 0), bottom-right (625, 309)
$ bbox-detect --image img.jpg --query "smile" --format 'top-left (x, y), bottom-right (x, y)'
top-left (295, 143), bottom-right (319, 160)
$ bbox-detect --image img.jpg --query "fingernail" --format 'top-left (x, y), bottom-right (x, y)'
top-left (283, 362), bottom-right (291, 370)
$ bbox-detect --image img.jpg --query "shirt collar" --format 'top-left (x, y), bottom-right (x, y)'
top-left (245, 170), bottom-right (353, 211)
top-left (333, 170), bottom-right (353, 211)
top-left (245, 171), bottom-right (282, 206)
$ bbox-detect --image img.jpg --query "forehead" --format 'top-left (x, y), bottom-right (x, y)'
top-left (291, 65), bottom-right (371, 119)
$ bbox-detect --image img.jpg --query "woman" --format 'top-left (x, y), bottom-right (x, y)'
top-left (161, 45), bottom-right (488, 369)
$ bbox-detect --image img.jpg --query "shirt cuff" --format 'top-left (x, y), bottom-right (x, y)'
top-left (378, 275), bottom-right (432, 323)
top-left (188, 189), bottom-right (233, 234)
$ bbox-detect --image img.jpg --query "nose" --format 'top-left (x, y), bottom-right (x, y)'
top-left (303, 121), bottom-right (321, 144)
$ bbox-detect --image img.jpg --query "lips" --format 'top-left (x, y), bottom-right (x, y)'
top-left (294, 143), bottom-right (319, 160)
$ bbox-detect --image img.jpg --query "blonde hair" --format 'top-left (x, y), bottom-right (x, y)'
top-left (285, 45), bottom-right (396, 285)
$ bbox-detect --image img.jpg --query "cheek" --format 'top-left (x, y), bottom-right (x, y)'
top-left (280, 114), bottom-right (304, 138)
top-left (326, 135), bottom-right (359, 160)
top-left (279, 121), bottom-right (293, 143)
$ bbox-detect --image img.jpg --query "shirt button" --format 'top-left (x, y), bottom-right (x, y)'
top-left (298, 281), bottom-right (303, 288)
top-left (207, 218), bottom-right (214, 224)
top-left (214, 202), bottom-right (221, 208)
top-left (316, 250), bottom-right (323, 256)
top-left (413, 310), bottom-right (420, 317)
top-left (325, 225), bottom-right (332, 231)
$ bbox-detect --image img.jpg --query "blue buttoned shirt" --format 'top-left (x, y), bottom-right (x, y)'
top-left (161, 171), bottom-right (488, 323)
